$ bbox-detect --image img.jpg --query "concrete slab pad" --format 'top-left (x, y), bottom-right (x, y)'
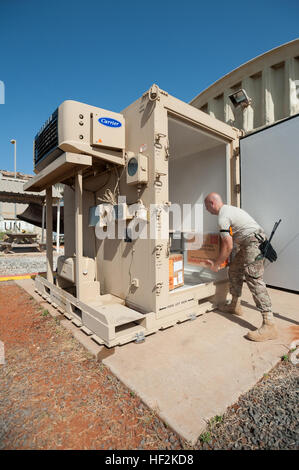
top-left (102, 286), bottom-right (299, 444)
top-left (15, 279), bottom-right (299, 444)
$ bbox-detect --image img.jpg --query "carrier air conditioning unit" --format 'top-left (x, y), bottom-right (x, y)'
top-left (33, 100), bottom-right (125, 173)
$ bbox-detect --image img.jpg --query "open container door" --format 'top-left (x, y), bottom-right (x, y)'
top-left (159, 90), bottom-right (240, 298)
top-left (240, 114), bottom-right (299, 292)
top-left (168, 116), bottom-right (230, 288)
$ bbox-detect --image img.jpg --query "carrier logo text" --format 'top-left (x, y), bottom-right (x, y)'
top-left (98, 117), bottom-right (122, 128)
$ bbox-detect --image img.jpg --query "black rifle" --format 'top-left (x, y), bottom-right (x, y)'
top-left (256, 219), bottom-right (282, 262)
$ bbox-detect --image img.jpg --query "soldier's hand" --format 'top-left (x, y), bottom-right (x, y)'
top-left (206, 260), bottom-right (220, 272)
top-left (204, 260), bottom-right (217, 271)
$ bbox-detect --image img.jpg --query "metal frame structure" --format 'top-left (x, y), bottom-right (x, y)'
top-left (24, 85), bottom-right (240, 347)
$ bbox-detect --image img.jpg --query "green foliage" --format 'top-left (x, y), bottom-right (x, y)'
top-left (199, 431), bottom-right (211, 443)
top-left (209, 414), bottom-right (223, 428)
top-left (214, 415), bottom-right (223, 424)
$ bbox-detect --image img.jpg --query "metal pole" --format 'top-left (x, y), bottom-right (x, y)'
top-left (56, 199), bottom-right (60, 253)
top-left (46, 187), bottom-right (53, 283)
top-left (41, 204), bottom-right (45, 243)
top-left (75, 171), bottom-right (83, 300)
top-left (14, 140), bottom-right (17, 179)
top-left (10, 140), bottom-right (17, 230)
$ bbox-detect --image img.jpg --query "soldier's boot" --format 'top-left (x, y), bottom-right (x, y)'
top-left (220, 296), bottom-right (243, 316)
top-left (246, 312), bottom-right (278, 342)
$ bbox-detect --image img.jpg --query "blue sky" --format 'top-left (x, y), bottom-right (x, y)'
top-left (0, 0), bottom-right (298, 174)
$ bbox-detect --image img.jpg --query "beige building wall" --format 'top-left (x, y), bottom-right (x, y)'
top-left (190, 39), bottom-right (299, 133)
top-left (0, 201), bottom-right (42, 234)
top-left (0, 201), bottom-right (28, 219)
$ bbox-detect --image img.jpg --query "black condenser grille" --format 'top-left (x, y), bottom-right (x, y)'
top-left (34, 108), bottom-right (58, 166)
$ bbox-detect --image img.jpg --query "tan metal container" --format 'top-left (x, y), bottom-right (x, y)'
top-left (24, 84), bottom-right (240, 347)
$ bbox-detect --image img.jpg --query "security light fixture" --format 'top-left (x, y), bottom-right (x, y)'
top-left (10, 138), bottom-right (17, 228)
top-left (229, 89), bottom-right (252, 109)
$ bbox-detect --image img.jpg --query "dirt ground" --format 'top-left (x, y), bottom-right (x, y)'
top-left (0, 283), bottom-right (184, 450)
top-left (1, 282), bottom-right (298, 450)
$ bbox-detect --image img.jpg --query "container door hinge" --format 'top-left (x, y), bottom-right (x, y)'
top-left (233, 147), bottom-right (240, 158)
top-left (154, 171), bottom-right (166, 188)
top-left (154, 244), bottom-right (163, 258)
top-left (235, 184), bottom-right (241, 194)
top-left (154, 282), bottom-right (163, 295)
top-left (155, 133), bottom-right (166, 149)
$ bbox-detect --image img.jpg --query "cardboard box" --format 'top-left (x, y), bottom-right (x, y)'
top-left (169, 253), bottom-right (184, 290)
top-left (187, 233), bottom-right (228, 269)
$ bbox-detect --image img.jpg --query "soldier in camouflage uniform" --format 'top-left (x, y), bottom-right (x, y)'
top-left (229, 233), bottom-right (272, 313)
top-left (204, 193), bottom-right (277, 342)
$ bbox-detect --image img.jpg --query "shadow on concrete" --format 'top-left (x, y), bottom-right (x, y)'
top-left (213, 309), bottom-right (257, 331)
top-left (272, 313), bottom-right (299, 326)
top-left (212, 307), bottom-right (294, 342)
top-left (242, 300), bottom-right (299, 326)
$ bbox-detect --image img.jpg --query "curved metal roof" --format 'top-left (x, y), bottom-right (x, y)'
top-left (190, 38), bottom-right (299, 106)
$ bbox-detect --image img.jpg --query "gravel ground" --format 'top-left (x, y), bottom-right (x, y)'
top-left (194, 360), bottom-right (299, 450)
top-left (0, 282), bottom-right (298, 450)
top-left (0, 252), bottom-right (61, 275)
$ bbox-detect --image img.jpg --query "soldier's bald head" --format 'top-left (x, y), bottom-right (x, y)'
top-left (204, 192), bottom-right (224, 215)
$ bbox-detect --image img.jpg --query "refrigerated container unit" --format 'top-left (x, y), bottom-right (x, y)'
top-left (24, 84), bottom-right (241, 347)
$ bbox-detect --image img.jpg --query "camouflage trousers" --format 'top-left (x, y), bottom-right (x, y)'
top-left (229, 233), bottom-right (272, 312)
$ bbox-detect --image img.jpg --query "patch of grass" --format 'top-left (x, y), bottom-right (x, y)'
top-left (41, 309), bottom-right (49, 317)
top-left (129, 390), bottom-right (136, 397)
top-left (199, 431), bottom-right (211, 443)
top-left (210, 415), bottom-right (223, 425)
top-left (281, 354), bottom-right (289, 362)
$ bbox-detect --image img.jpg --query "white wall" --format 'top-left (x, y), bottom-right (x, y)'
top-left (240, 114), bottom-right (299, 291)
top-left (169, 143), bottom-right (228, 280)
top-left (0, 201), bottom-right (29, 218)
top-left (169, 143), bottom-right (227, 234)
